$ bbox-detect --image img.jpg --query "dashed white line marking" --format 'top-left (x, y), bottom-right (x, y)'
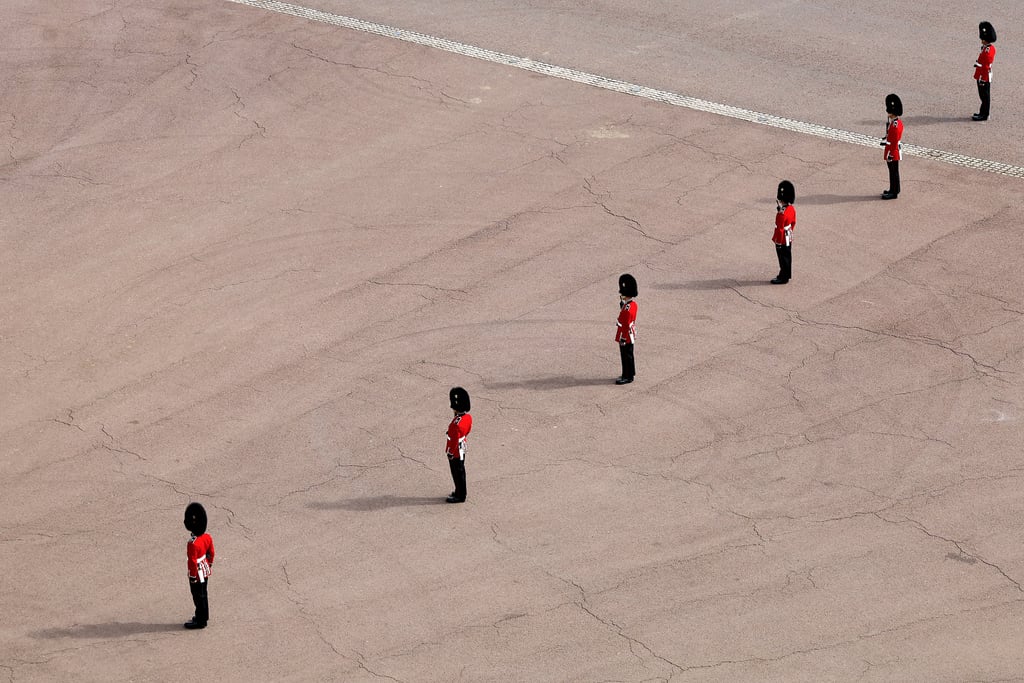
top-left (228, 0), bottom-right (1024, 179)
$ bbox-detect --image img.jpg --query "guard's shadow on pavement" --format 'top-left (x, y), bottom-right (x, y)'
top-left (653, 279), bottom-right (772, 290)
top-left (858, 116), bottom-right (966, 126)
top-left (310, 496), bottom-right (447, 511)
top-left (798, 193), bottom-right (880, 205)
top-left (33, 622), bottom-right (182, 639)
top-left (483, 377), bottom-right (613, 390)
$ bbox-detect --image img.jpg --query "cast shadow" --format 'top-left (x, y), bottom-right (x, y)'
top-left (798, 193), bottom-right (880, 205)
top-left (482, 376), bottom-right (614, 391)
top-left (858, 116), bottom-right (968, 126)
top-left (652, 279), bottom-right (772, 291)
top-left (309, 496), bottom-right (448, 511)
top-left (33, 622), bottom-right (182, 639)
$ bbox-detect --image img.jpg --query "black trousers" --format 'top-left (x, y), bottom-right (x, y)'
top-left (775, 244), bottom-right (792, 281)
top-left (189, 578), bottom-right (209, 624)
top-left (448, 457), bottom-right (466, 501)
top-left (977, 80), bottom-right (991, 118)
top-left (887, 160), bottom-right (900, 196)
top-left (619, 342), bottom-right (635, 380)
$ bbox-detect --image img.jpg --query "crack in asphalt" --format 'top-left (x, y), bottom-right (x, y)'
top-left (352, 651), bottom-right (405, 682)
top-left (368, 280), bottom-right (467, 295)
top-left (30, 162), bottom-right (106, 187)
top-left (882, 513), bottom-right (1024, 593)
top-left (228, 87), bottom-right (267, 147)
top-left (193, 266), bottom-right (320, 294)
top-left (674, 598), bottom-right (1024, 674)
top-left (184, 53), bottom-right (199, 89)
top-left (289, 41), bottom-right (433, 92)
top-left (582, 177), bottom-right (676, 245)
top-left (274, 561), bottom-right (379, 676)
top-left (543, 569), bottom-right (684, 675)
top-left (50, 408), bottom-right (85, 432)
top-left (99, 423), bottom-right (146, 462)
top-left (211, 502), bottom-right (255, 540)
top-left (794, 313), bottom-right (1010, 379)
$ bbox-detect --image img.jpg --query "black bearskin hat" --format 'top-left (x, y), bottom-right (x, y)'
top-left (618, 273), bottom-right (638, 298)
top-left (885, 93), bottom-right (903, 117)
top-left (979, 21), bottom-right (996, 43)
top-left (184, 502), bottom-right (208, 536)
top-left (449, 386), bottom-right (471, 413)
top-left (777, 180), bottom-right (795, 205)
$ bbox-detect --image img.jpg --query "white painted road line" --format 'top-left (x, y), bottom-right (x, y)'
top-left (228, 0), bottom-right (1024, 180)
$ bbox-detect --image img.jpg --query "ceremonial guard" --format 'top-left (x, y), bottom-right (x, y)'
top-left (973, 22), bottom-right (997, 121)
top-left (615, 274), bottom-right (638, 384)
top-left (881, 94), bottom-right (903, 200)
top-left (445, 387), bottom-right (472, 503)
top-left (771, 180), bottom-right (796, 284)
top-left (184, 502), bottom-right (215, 630)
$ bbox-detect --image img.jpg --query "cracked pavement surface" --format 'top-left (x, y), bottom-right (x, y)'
top-left (2, 0), bottom-right (1023, 680)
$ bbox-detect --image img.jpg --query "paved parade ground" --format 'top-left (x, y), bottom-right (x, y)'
top-left (3, 1), bottom-right (1024, 680)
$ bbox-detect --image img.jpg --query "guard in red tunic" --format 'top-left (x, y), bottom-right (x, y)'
top-left (184, 502), bottom-right (215, 630)
top-left (771, 180), bottom-right (796, 284)
top-left (445, 387), bottom-right (472, 503)
top-left (973, 22), bottom-right (997, 121)
top-left (615, 274), bottom-right (638, 385)
top-left (881, 94), bottom-right (903, 200)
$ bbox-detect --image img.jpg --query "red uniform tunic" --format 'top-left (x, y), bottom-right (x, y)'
top-left (187, 533), bottom-right (215, 582)
top-left (446, 413), bottom-right (472, 461)
top-left (615, 300), bottom-right (637, 344)
top-left (772, 205), bottom-right (796, 246)
top-left (883, 118), bottom-right (903, 162)
top-left (974, 44), bottom-right (995, 82)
